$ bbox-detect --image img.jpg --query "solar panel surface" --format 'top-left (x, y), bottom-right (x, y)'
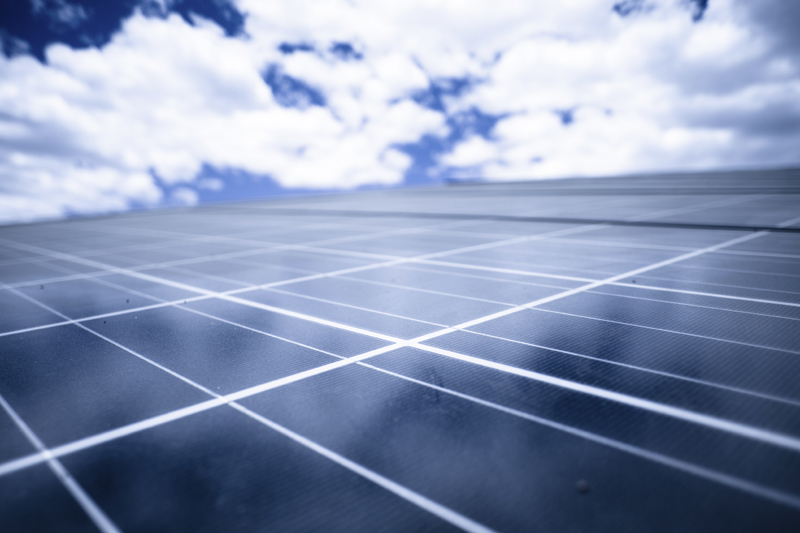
top-left (1, 168), bottom-right (799, 532)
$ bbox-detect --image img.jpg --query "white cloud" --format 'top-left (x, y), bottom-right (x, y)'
top-left (170, 186), bottom-right (199, 206)
top-left (0, 0), bottom-right (798, 223)
top-left (0, 8), bottom-right (445, 223)
top-left (437, 0), bottom-right (800, 179)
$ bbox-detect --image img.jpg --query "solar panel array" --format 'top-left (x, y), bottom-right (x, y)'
top-left (1, 168), bottom-right (799, 532)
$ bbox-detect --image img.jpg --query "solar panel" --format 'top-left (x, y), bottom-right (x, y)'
top-left (1, 168), bottom-right (799, 531)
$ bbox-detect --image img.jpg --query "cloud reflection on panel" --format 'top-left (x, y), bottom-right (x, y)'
top-left (1, 0), bottom-right (799, 224)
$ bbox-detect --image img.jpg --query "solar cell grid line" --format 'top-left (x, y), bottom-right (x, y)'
top-left (1, 219), bottom-right (600, 332)
top-left (626, 258), bottom-right (800, 280)
top-left (633, 265), bottom-right (800, 293)
top-left (1, 287), bottom-right (496, 533)
top-left (608, 282), bottom-right (800, 307)
top-left (54, 259), bottom-right (800, 423)
top-left (414, 258), bottom-right (611, 283)
top-left (348, 360), bottom-right (800, 511)
top-left (68, 268), bottom-right (800, 416)
top-left (585, 288), bottom-right (800, 324)
top-left (352, 261), bottom-right (800, 323)
top-left (14, 270), bottom-right (380, 394)
top-left (403, 339), bottom-right (800, 452)
top-left (405, 255), bottom-right (800, 310)
top-left (256, 270), bottom-right (800, 357)
top-left (4, 327), bottom-right (797, 517)
top-left (0, 218), bottom-right (598, 290)
top-left (271, 276), bottom-right (518, 312)
top-left (527, 307), bottom-right (800, 355)
top-left (0, 215), bottom-right (474, 277)
top-left (454, 326), bottom-right (800, 409)
top-left (0, 218), bottom-right (549, 332)
top-left (0, 243), bottom-right (424, 340)
top-left (6, 230), bottom-right (797, 344)
top-left (0, 393), bottom-right (120, 533)
top-left (422, 251), bottom-right (677, 280)
top-left (366, 262), bottom-right (583, 292)
top-left (223, 403), bottom-right (495, 533)
top-left (3, 180), bottom-right (796, 528)
top-left (0, 222), bottom-right (648, 338)
top-left (19, 259), bottom-right (800, 428)
top-left (332, 271), bottom-right (577, 307)
top-left (0, 222), bottom-right (788, 406)
top-left (63, 277), bottom-right (800, 443)
top-left (279, 243), bottom-right (622, 283)
top-left (0, 223), bottom-right (768, 374)
top-left (475, 234), bottom-right (699, 252)
top-left (426, 245), bottom-right (800, 288)
top-left (621, 276), bottom-right (800, 305)
top-left (0, 222), bottom-right (606, 332)
top-left (604, 281), bottom-right (800, 310)
top-left (412, 230), bottom-right (775, 342)
top-left (5, 280), bottom-right (800, 519)
top-left (5, 227), bottom-right (798, 453)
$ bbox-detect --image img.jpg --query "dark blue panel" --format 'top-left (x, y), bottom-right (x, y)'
top-left (346, 265), bottom-right (567, 305)
top-left (422, 330), bottom-right (800, 437)
top-left (174, 260), bottom-right (309, 287)
top-left (92, 247), bottom-right (195, 267)
top-left (538, 291), bottom-right (800, 352)
top-left (592, 284), bottom-right (800, 320)
top-left (364, 348), bottom-right (800, 492)
top-left (15, 277), bottom-right (161, 320)
top-left (61, 406), bottom-right (460, 532)
top-left (327, 232), bottom-right (497, 257)
top-left (85, 306), bottom-right (337, 394)
top-left (472, 307), bottom-right (800, 400)
top-left (645, 263), bottom-right (800, 294)
top-left (0, 407), bottom-right (34, 463)
top-left (0, 325), bottom-right (208, 446)
top-left (0, 259), bottom-right (73, 284)
top-left (239, 361), bottom-right (800, 531)
top-left (275, 276), bottom-right (508, 326)
top-left (683, 253), bottom-right (800, 276)
top-left (1, 168), bottom-right (800, 529)
top-left (232, 249), bottom-right (376, 274)
top-left (133, 266), bottom-right (244, 292)
top-left (97, 272), bottom-right (198, 302)
top-left (633, 273), bottom-right (800, 304)
top-left (0, 290), bottom-right (64, 334)
top-left (0, 464), bottom-right (95, 532)
top-left (186, 297), bottom-right (392, 357)
top-left (239, 288), bottom-right (438, 339)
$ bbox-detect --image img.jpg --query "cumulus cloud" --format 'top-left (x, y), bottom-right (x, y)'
top-left (0, 0), bottom-right (798, 223)
top-left (438, 0), bottom-right (800, 179)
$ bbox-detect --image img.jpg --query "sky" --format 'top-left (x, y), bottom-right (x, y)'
top-left (0, 0), bottom-right (799, 224)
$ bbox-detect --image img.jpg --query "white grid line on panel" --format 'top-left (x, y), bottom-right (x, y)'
top-left (0, 393), bottom-right (120, 533)
top-left (527, 307), bottom-right (800, 355)
top-left (455, 328), bottom-right (800, 409)
top-left (1, 286), bottom-right (495, 533)
top-left (3, 227), bottom-right (800, 509)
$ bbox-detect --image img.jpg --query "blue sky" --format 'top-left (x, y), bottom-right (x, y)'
top-left (1, 0), bottom-right (799, 223)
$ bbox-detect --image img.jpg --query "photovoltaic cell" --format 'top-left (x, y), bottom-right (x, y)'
top-left (1, 168), bottom-right (799, 531)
